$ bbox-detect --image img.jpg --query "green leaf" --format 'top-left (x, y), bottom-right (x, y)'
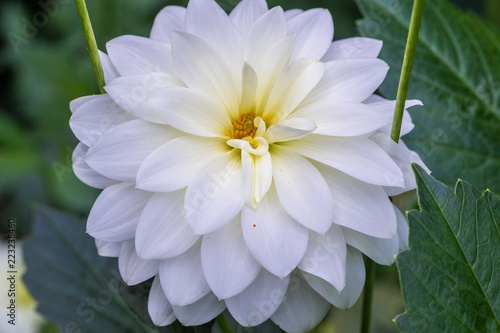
top-left (356, 0), bottom-right (500, 192)
top-left (23, 205), bottom-right (157, 333)
top-left (395, 165), bottom-right (500, 332)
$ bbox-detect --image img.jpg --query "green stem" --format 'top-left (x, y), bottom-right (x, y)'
top-left (390, 0), bottom-right (426, 143)
top-left (216, 314), bottom-right (234, 333)
top-left (74, 0), bottom-right (106, 94)
top-left (360, 257), bottom-right (375, 333)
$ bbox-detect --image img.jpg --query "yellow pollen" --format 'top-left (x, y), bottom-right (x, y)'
top-left (226, 112), bottom-right (268, 140)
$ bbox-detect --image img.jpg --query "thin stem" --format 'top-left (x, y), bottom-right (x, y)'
top-left (391, 0), bottom-right (426, 143)
top-left (74, 0), bottom-right (106, 94)
top-left (360, 257), bottom-right (376, 333)
top-left (216, 314), bottom-right (234, 333)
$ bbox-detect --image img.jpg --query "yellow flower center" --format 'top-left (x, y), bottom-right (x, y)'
top-left (226, 112), bottom-right (269, 145)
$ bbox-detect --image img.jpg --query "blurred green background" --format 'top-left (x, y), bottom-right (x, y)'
top-left (0, 0), bottom-right (497, 332)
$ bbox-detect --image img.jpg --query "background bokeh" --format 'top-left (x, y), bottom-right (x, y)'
top-left (0, 0), bottom-right (497, 332)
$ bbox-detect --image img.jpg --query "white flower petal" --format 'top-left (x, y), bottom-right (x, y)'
top-left (303, 246), bottom-right (365, 309)
top-left (287, 8), bottom-right (333, 61)
top-left (342, 227), bottom-right (398, 266)
top-left (283, 135), bottom-right (404, 187)
top-left (300, 58), bottom-right (389, 106)
top-left (314, 162), bottom-right (398, 239)
top-left (70, 94), bottom-right (135, 146)
top-left (292, 101), bottom-right (391, 137)
top-left (264, 118), bottom-right (317, 143)
top-left (119, 240), bottom-right (159, 286)
top-left (284, 9), bottom-right (303, 20)
top-left (86, 119), bottom-right (182, 182)
top-left (106, 35), bottom-right (175, 75)
top-left (105, 73), bottom-right (183, 124)
top-left (226, 138), bottom-right (269, 156)
top-left (148, 276), bottom-right (176, 326)
top-left (185, 149), bottom-right (244, 234)
top-left (298, 224), bottom-right (347, 292)
top-left (370, 132), bottom-right (429, 195)
top-left (271, 145), bottom-right (333, 233)
top-left (173, 292), bottom-right (225, 326)
top-left (185, 0), bottom-right (243, 77)
top-left (150, 6), bottom-right (186, 44)
top-left (137, 136), bottom-right (229, 192)
top-left (395, 204), bottom-right (409, 251)
top-left (271, 272), bottom-right (331, 333)
top-left (263, 58), bottom-right (324, 123)
top-left (70, 95), bottom-right (94, 113)
top-left (95, 239), bottom-right (121, 258)
top-left (365, 97), bottom-right (421, 136)
top-left (201, 216), bottom-right (261, 299)
top-left (226, 269), bottom-right (289, 327)
top-left (72, 143), bottom-right (118, 189)
top-left (87, 183), bottom-right (152, 242)
top-left (136, 191), bottom-right (200, 260)
top-left (148, 86), bottom-right (231, 137)
top-left (171, 31), bottom-right (240, 119)
top-left (229, 0), bottom-right (268, 36)
top-left (239, 150), bottom-right (272, 207)
top-left (321, 37), bottom-right (383, 61)
top-left (99, 50), bottom-right (120, 83)
top-left (159, 241), bottom-right (210, 306)
top-left (241, 186), bottom-right (308, 278)
top-left (240, 62), bottom-right (258, 114)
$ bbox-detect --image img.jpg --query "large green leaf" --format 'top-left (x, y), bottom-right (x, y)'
top-left (356, 0), bottom-right (500, 192)
top-left (23, 205), bottom-right (157, 333)
top-left (395, 165), bottom-right (500, 332)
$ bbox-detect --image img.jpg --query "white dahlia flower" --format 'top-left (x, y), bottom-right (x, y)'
top-left (70, 0), bottom-right (428, 331)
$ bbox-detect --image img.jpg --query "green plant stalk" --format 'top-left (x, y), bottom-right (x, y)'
top-left (360, 257), bottom-right (375, 333)
top-left (391, 0), bottom-right (426, 143)
top-left (216, 314), bottom-right (234, 333)
top-left (74, 0), bottom-right (105, 94)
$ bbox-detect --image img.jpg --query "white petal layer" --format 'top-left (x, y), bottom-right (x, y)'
top-left (173, 292), bottom-right (225, 326)
top-left (150, 6), bottom-right (186, 44)
top-left (225, 269), bottom-right (289, 327)
top-left (201, 216), bottom-right (261, 299)
top-left (136, 136), bottom-right (229, 192)
top-left (159, 241), bottom-right (210, 307)
top-left (98, 50), bottom-right (120, 83)
top-left (303, 246), bottom-right (365, 309)
top-left (321, 37), bottom-right (382, 61)
top-left (299, 224), bottom-right (347, 292)
top-left (70, 94), bottom-right (135, 146)
top-left (119, 240), bottom-right (159, 286)
top-left (283, 135), bottom-right (404, 187)
top-left (148, 276), bottom-right (176, 326)
top-left (271, 272), bottom-right (331, 333)
top-left (264, 118), bottom-right (317, 143)
top-left (86, 119), bottom-right (181, 182)
top-left (95, 239), bottom-right (121, 258)
top-left (370, 132), bottom-right (429, 195)
top-left (241, 186), bottom-right (308, 278)
top-left (185, 149), bottom-right (244, 234)
top-left (87, 182), bottom-right (152, 242)
top-left (72, 143), bottom-right (118, 189)
top-left (286, 8), bottom-right (333, 61)
top-left (171, 31), bottom-right (239, 118)
top-left (148, 86), bottom-right (231, 137)
top-left (271, 145), bottom-right (333, 234)
top-left (291, 101), bottom-right (391, 137)
top-left (70, 95), bottom-right (95, 113)
top-left (395, 205), bottom-right (409, 251)
top-left (106, 35), bottom-right (174, 75)
top-left (342, 227), bottom-right (398, 266)
top-left (300, 58), bottom-right (389, 106)
top-left (315, 162), bottom-right (397, 239)
top-left (136, 191), bottom-right (200, 260)
top-left (229, 0), bottom-right (268, 36)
